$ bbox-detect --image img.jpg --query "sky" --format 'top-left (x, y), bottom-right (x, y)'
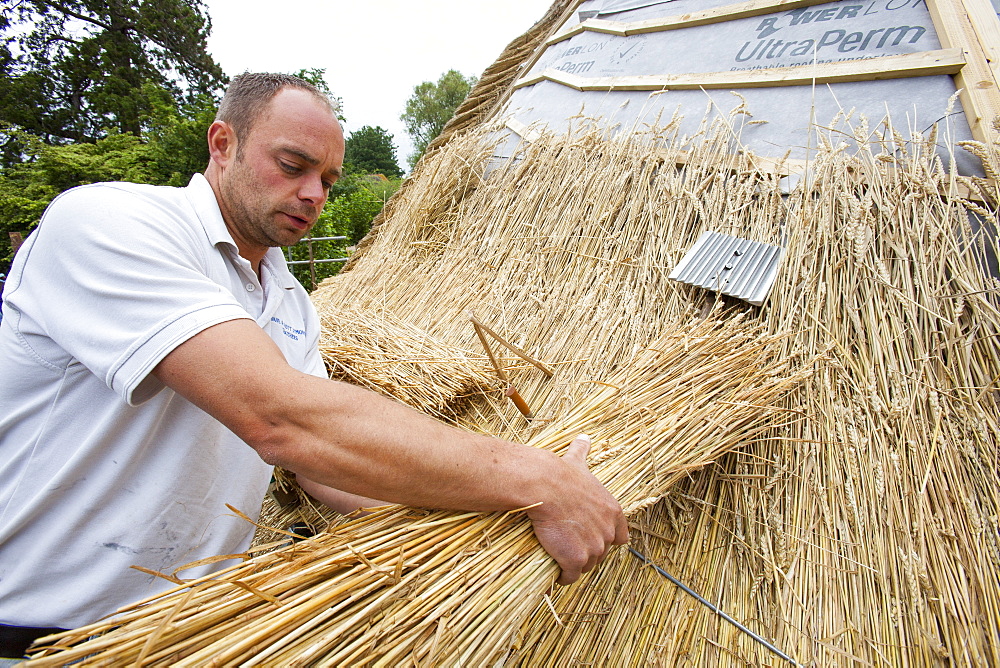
top-left (202, 0), bottom-right (557, 170)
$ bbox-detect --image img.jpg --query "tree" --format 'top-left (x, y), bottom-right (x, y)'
top-left (400, 69), bottom-right (477, 170)
top-left (142, 84), bottom-right (217, 186)
top-left (344, 126), bottom-right (403, 178)
top-left (0, 126), bottom-right (159, 271)
top-left (1, 0), bottom-right (226, 149)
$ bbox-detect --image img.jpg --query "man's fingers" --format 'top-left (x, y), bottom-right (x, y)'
top-left (556, 565), bottom-right (583, 586)
top-left (533, 434), bottom-right (630, 586)
top-left (555, 540), bottom-right (611, 585)
top-left (615, 515), bottom-right (631, 545)
top-left (563, 434), bottom-right (592, 463)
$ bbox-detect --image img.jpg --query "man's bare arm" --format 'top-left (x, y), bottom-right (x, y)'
top-left (296, 474), bottom-right (383, 515)
top-left (152, 319), bottom-right (628, 584)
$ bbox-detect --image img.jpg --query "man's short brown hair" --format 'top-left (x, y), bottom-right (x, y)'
top-left (215, 72), bottom-right (336, 155)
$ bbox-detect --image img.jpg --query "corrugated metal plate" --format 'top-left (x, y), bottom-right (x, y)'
top-left (669, 231), bottom-right (783, 306)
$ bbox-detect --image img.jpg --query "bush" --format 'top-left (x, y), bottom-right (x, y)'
top-left (285, 179), bottom-right (401, 290)
top-left (0, 128), bottom-right (158, 272)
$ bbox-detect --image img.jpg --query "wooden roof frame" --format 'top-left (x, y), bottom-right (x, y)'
top-left (513, 0), bottom-right (1000, 146)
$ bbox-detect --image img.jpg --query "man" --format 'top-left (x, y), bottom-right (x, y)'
top-left (0, 73), bottom-right (628, 659)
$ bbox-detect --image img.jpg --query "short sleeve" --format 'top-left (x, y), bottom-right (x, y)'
top-left (6, 184), bottom-right (252, 405)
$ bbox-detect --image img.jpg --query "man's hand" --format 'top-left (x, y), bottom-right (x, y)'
top-left (526, 435), bottom-right (629, 585)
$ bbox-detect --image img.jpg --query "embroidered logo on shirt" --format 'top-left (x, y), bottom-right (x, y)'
top-left (271, 316), bottom-right (306, 341)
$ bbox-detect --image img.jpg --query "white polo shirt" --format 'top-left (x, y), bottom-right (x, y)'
top-left (0, 174), bottom-right (327, 628)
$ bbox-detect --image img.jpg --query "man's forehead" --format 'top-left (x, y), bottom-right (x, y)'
top-left (265, 87), bottom-right (337, 123)
top-left (253, 92), bottom-right (338, 137)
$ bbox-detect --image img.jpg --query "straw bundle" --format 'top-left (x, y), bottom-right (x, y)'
top-left (316, 306), bottom-right (498, 420)
top-left (25, 315), bottom-right (809, 666)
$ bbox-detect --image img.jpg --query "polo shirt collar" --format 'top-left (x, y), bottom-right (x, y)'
top-left (184, 173), bottom-right (299, 290)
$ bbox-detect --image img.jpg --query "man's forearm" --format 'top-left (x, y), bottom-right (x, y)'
top-left (296, 473), bottom-right (384, 515)
top-left (255, 373), bottom-right (557, 513)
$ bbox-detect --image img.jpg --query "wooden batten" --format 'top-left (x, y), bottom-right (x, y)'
top-left (549, 0), bottom-right (885, 42)
top-left (925, 0), bottom-right (1000, 146)
top-left (514, 48), bottom-right (966, 91)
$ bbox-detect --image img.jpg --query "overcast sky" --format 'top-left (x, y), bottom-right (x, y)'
top-left (202, 1), bottom-right (556, 170)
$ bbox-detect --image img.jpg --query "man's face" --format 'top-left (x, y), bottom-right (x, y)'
top-left (218, 87), bottom-right (344, 261)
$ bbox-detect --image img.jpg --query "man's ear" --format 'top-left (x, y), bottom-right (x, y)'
top-left (207, 120), bottom-right (238, 167)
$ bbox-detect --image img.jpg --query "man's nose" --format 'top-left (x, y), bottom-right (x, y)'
top-left (299, 174), bottom-right (326, 206)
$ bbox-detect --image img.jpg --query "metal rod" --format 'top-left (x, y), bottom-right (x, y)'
top-left (627, 547), bottom-right (799, 666)
top-left (285, 258), bottom-right (349, 266)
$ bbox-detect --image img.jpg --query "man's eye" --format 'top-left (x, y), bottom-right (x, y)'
top-left (280, 162), bottom-right (301, 174)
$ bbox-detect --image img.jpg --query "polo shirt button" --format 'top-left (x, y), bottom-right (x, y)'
top-left (246, 284), bottom-right (256, 292)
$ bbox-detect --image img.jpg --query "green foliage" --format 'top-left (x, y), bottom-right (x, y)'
top-left (0, 126), bottom-right (166, 270)
top-left (0, 190), bottom-right (48, 270)
top-left (0, 80), bottom-right (221, 272)
top-left (33, 132), bottom-right (158, 191)
top-left (334, 186), bottom-right (390, 246)
top-left (143, 84), bottom-right (216, 186)
top-left (284, 203), bottom-right (349, 290)
top-left (285, 190), bottom-right (372, 288)
top-left (400, 70), bottom-right (477, 170)
top-left (2, 0), bottom-right (226, 148)
top-left (344, 126), bottom-right (403, 178)
top-left (285, 178), bottom-right (402, 290)
top-left (361, 176), bottom-right (403, 207)
top-left (323, 171), bottom-right (360, 205)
